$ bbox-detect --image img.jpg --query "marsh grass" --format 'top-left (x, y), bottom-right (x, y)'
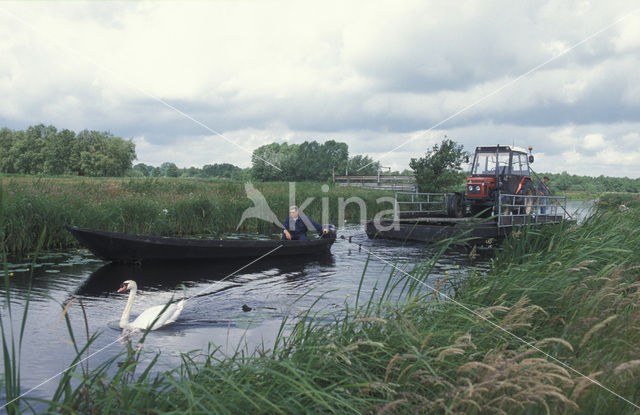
top-left (0, 228), bottom-right (45, 414)
top-left (2, 193), bottom-right (639, 413)
top-left (0, 176), bottom-right (393, 254)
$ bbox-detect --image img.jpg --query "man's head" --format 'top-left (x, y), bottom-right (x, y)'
top-left (543, 176), bottom-right (550, 183)
top-left (289, 205), bottom-right (299, 219)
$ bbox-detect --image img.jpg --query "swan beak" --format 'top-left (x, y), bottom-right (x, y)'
top-left (117, 284), bottom-right (127, 293)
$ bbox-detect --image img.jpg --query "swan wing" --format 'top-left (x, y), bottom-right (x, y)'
top-left (162, 300), bottom-right (185, 327)
top-left (129, 301), bottom-right (184, 330)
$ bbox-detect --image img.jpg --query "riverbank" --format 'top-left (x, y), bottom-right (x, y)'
top-left (10, 193), bottom-right (635, 414)
top-left (0, 176), bottom-right (393, 254)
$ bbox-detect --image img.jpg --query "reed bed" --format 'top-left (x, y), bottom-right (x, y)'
top-left (2, 193), bottom-right (639, 414)
top-left (0, 176), bottom-right (393, 254)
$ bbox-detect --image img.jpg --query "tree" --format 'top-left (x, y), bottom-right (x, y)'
top-left (291, 141), bottom-right (322, 181)
top-left (10, 126), bottom-right (47, 174)
top-left (348, 155), bottom-right (380, 176)
top-left (161, 162), bottom-right (179, 177)
top-left (133, 163), bottom-right (152, 177)
top-left (0, 128), bottom-right (15, 173)
top-left (201, 163), bottom-right (242, 178)
top-left (43, 128), bottom-right (75, 175)
top-left (251, 140), bottom-right (351, 181)
top-left (409, 139), bottom-right (467, 193)
top-left (70, 130), bottom-right (136, 176)
top-left (251, 142), bottom-right (299, 181)
top-left (320, 140), bottom-right (348, 181)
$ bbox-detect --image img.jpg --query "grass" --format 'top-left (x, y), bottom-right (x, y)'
top-left (2, 193), bottom-right (640, 413)
top-left (0, 176), bottom-right (394, 254)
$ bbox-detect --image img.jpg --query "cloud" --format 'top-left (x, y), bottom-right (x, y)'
top-left (583, 134), bottom-right (606, 150)
top-left (0, 1), bottom-right (638, 178)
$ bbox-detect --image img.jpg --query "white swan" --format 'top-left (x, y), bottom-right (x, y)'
top-left (117, 280), bottom-right (184, 330)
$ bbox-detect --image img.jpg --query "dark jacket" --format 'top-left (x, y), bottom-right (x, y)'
top-left (537, 181), bottom-right (549, 196)
top-left (282, 215), bottom-right (323, 240)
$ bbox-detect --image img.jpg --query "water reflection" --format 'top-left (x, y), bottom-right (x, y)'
top-left (76, 254), bottom-right (336, 298)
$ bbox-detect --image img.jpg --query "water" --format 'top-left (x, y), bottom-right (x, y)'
top-left (565, 199), bottom-right (596, 223)
top-left (1, 199), bottom-right (593, 407)
top-left (1, 224), bottom-right (488, 406)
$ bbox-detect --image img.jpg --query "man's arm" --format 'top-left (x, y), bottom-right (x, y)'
top-left (282, 217), bottom-right (292, 240)
top-left (306, 216), bottom-right (325, 233)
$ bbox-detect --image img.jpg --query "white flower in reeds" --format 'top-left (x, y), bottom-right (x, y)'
top-left (162, 208), bottom-right (168, 215)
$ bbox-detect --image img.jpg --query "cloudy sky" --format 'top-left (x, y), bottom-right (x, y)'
top-left (1, 1), bottom-right (639, 177)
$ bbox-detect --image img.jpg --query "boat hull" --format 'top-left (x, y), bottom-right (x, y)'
top-left (365, 214), bottom-right (565, 244)
top-left (65, 224), bottom-right (335, 263)
top-left (365, 218), bottom-right (502, 244)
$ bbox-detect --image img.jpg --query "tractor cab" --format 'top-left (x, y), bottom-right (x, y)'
top-left (457, 145), bottom-right (534, 216)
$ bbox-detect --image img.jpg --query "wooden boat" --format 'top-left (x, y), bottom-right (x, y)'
top-left (64, 224), bottom-right (336, 263)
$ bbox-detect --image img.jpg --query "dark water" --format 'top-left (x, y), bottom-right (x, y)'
top-left (1, 199), bottom-right (592, 406)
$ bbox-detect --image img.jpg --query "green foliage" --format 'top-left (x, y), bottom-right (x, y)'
top-left (409, 138), bottom-right (467, 192)
top-left (347, 155), bottom-right (380, 176)
top-left (162, 162), bottom-right (180, 178)
top-left (537, 171), bottom-right (640, 195)
top-left (132, 163), bottom-right (153, 177)
top-left (132, 162), bottom-right (245, 179)
top-left (0, 125), bottom-right (136, 177)
top-left (251, 142), bottom-right (300, 181)
top-left (201, 163), bottom-right (241, 178)
top-left (251, 140), bottom-right (350, 181)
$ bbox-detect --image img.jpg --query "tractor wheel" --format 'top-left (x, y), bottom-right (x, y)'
top-left (447, 193), bottom-right (464, 218)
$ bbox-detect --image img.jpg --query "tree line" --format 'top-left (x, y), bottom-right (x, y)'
top-left (132, 162), bottom-right (248, 180)
top-left (0, 124), bottom-right (136, 177)
top-left (251, 140), bottom-right (381, 181)
top-left (3, 125), bottom-right (637, 192)
top-left (540, 171), bottom-right (640, 194)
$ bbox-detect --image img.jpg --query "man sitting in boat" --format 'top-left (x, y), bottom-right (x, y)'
top-left (282, 205), bottom-right (328, 240)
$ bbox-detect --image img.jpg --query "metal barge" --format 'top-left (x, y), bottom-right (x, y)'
top-left (365, 192), bottom-right (569, 244)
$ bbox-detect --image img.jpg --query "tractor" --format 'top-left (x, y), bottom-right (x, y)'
top-left (447, 145), bottom-right (535, 218)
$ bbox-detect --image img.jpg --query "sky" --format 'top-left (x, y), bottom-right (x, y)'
top-left (0, 1), bottom-right (639, 178)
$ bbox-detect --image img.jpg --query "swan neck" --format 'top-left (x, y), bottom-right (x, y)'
top-left (120, 286), bottom-right (137, 328)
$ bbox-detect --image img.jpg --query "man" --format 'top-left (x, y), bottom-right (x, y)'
top-left (537, 176), bottom-right (550, 214)
top-left (282, 205), bottom-right (327, 240)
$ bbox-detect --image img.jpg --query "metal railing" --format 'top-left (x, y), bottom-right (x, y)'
top-left (335, 175), bottom-right (416, 192)
top-left (395, 191), bottom-right (448, 216)
top-left (392, 190), bottom-right (570, 225)
top-left (497, 194), bottom-right (568, 227)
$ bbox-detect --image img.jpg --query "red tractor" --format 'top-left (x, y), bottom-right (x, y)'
top-left (448, 145), bottom-right (535, 217)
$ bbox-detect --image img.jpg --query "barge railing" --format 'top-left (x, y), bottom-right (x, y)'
top-left (335, 175), bottom-right (416, 192)
top-left (394, 191), bottom-right (448, 216)
top-left (497, 194), bottom-right (568, 227)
